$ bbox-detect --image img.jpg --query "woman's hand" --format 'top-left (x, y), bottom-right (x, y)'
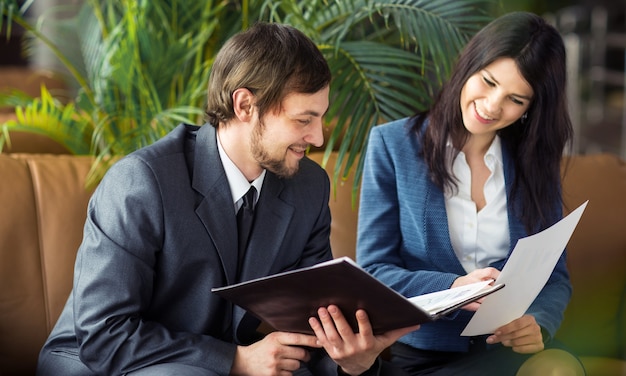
top-left (451, 267), bottom-right (500, 311)
top-left (486, 314), bottom-right (544, 354)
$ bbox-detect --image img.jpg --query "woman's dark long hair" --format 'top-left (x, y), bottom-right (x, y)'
top-left (412, 11), bottom-right (573, 233)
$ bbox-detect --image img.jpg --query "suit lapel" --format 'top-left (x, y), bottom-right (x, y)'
top-left (233, 172), bottom-right (295, 341)
top-left (239, 172), bottom-right (294, 280)
top-left (501, 143), bottom-right (526, 256)
top-left (422, 177), bottom-right (467, 275)
top-left (191, 125), bottom-right (239, 284)
top-left (190, 125), bottom-right (297, 340)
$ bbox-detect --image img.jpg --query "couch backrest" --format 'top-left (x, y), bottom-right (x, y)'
top-left (0, 154), bottom-right (94, 375)
top-left (308, 152), bottom-right (360, 260)
top-left (556, 153), bottom-right (626, 359)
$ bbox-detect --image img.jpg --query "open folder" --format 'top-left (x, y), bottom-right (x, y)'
top-left (212, 257), bottom-right (504, 334)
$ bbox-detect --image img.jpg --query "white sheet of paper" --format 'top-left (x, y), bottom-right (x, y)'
top-left (461, 200), bottom-right (588, 336)
top-left (409, 279), bottom-right (493, 314)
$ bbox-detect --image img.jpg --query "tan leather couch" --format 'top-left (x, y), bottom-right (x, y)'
top-left (0, 153), bottom-right (94, 376)
top-left (0, 147), bottom-right (624, 375)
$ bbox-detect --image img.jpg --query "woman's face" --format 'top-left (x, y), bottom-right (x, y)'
top-left (460, 57), bottom-right (533, 141)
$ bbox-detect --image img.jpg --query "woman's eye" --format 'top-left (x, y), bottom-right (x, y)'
top-left (510, 97), bottom-right (524, 106)
top-left (482, 76), bottom-right (495, 87)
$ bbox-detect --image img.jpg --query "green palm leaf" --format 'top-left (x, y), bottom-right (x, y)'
top-left (2, 0), bottom-right (495, 193)
top-left (0, 86), bottom-right (92, 155)
top-left (273, 0), bottom-right (494, 193)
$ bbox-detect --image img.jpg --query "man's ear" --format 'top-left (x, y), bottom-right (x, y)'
top-left (232, 88), bottom-right (255, 122)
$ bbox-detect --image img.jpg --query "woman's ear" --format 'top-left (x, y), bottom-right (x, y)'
top-left (232, 88), bottom-right (255, 122)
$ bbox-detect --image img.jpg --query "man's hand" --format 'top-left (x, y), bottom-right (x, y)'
top-left (486, 314), bottom-right (544, 354)
top-left (231, 331), bottom-right (321, 376)
top-left (309, 305), bottom-right (420, 375)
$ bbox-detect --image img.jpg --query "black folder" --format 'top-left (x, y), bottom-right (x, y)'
top-left (212, 257), bottom-right (503, 334)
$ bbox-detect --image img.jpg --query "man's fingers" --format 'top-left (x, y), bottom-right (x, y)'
top-left (327, 305), bottom-right (358, 338)
top-left (316, 306), bottom-right (341, 342)
top-left (272, 331), bottom-right (321, 348)
top-left (353, 309), bottom-right (374, 337)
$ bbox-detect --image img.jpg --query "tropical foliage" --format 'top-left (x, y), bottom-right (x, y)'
top-left (0, 0), bottom-right (494, 190)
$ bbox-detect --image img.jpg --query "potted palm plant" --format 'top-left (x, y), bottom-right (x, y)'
top-left (0, 0), bottom-right (495, 190)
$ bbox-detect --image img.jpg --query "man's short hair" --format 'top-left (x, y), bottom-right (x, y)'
top-left (206, 22), bottom-right (331, 126)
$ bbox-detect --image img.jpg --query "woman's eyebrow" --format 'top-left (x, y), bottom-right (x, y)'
top-left (483, 69), bottom-right (533, 101)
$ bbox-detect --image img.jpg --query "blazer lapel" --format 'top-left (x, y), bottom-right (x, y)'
top-left (233, 172), bottom-right (295, 342)
top-left (422, 179), bottom-right (467, 275)
top-left (501, 143), bottom-right (526, 257)
top-left (191, 125), bottom-right (239, 284)
top-left (238, 172), bottom-right (294, 280)
top-left (189, 125), bottom-right (297, 342)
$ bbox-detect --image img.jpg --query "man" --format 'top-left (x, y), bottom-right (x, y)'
top-left (37, 23), bottom-right (416, 376)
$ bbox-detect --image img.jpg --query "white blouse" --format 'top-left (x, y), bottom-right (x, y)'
top-left (444, 136), bottom-right (510, 273)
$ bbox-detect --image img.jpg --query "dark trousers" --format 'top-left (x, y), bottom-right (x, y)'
top-left (390, 338), bottom-right (584, 376)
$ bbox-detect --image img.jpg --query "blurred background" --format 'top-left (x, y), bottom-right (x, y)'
top-left (2, 0), bottom-right (626, 158)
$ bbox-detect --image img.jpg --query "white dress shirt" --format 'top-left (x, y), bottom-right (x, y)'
top-left (444, 136), bottom-right (510, 273)
top-left (216, 132), bottom-right (265, 213)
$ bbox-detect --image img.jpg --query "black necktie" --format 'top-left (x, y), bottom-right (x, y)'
top-left (236, 186), bottom-right (256, 278)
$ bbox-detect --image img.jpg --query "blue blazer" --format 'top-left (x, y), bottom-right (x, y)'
top-left (357, 118), bottom-right (571, 352)
top-left (39, 124), bottom-right (336, 375)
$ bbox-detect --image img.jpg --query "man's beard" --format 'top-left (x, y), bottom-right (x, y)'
top-left (250, 120), bottom-right (300, 178)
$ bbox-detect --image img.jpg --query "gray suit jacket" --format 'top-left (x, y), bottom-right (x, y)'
top-left (38, 124), bottom-right (336, 375)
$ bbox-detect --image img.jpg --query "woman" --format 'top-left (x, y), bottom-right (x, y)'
top-left (356, 12), bottom-right (585, 375)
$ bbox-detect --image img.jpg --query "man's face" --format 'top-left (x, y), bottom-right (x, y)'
top-left (251, 86), bottom-right (329, 178)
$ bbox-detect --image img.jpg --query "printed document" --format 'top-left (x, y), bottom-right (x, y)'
top-left (461, 200), bottom-right (588, 336)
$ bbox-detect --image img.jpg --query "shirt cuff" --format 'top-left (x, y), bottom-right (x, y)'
top-left (337, 357), bottom-right (382, 376)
